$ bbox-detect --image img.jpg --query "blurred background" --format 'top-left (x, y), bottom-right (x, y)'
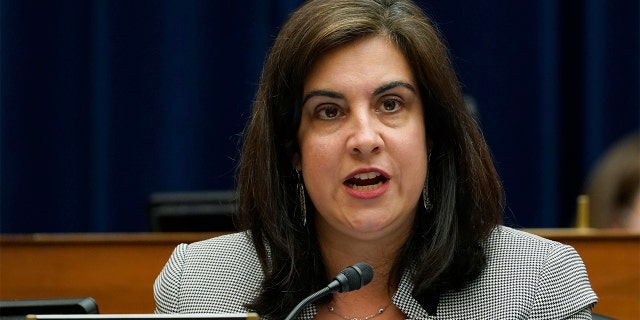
top-left (1, 0), bottom-right (638, 233)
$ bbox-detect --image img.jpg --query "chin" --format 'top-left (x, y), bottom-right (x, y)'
top-left (344, 215), bottom-right (403, 237)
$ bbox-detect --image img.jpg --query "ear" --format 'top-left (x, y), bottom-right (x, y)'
top-left (291, 152), bottom-right (302, 171)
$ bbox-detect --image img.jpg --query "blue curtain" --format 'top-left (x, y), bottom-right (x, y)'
top-left (2, 0), bottom-right (638, 233)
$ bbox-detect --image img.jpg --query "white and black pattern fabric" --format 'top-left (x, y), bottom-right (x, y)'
top-left (154, 232), bottom-right (264, 314)
top-left (154, 226), bottom-right (597, 319)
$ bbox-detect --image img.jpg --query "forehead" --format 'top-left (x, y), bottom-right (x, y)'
top-left (303, 35), bottom-right (415, 93)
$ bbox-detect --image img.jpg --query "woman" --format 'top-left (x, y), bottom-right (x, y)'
top-left (154, 0), bottom-right (597, 318)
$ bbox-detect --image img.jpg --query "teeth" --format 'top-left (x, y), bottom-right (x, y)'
top-left (348, 181), bottom-right (383, 190)
top-left (353, 172), bottom-right (381, 180)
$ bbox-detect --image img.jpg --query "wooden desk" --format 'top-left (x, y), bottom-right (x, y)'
top-left (0, 233), bottom-right (222, 314)
top-left (1, 230), bottom-right (638, 318)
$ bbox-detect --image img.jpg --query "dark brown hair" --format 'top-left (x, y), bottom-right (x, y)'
top-left (235, 0), bottom-right (504, 318)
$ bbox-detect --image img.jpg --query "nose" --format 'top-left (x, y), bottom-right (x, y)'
top-left (346, 110), bottom-right (383, 156)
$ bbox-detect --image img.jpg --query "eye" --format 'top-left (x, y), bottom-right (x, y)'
top-left (379, 98), bottom-right (402, 113)
top-left (316, 105), bottom-right (343, 120)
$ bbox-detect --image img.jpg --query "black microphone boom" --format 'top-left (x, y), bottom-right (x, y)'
top-left (283, 262), bottom-right (374, 320)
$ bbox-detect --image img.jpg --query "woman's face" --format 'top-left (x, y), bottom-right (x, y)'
top-left (296, 35), bottom-right (428, 241)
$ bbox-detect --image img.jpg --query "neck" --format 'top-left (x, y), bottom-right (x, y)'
top-left (313, 218), bottom-right (411, 319)
top-left (315, 218), bottom-right (411, 277)
top-left (315, 218), bottom-right (411, 300)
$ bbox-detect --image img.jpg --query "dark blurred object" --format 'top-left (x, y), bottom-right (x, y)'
top-left (584, 132), bottom-right (640, 230)
top-left (0, 297), bottom-right (98, 320)
top-left (147, 190), bottom-right (237, 232)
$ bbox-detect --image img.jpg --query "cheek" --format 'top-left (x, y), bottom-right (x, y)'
top-left (299, 137), bottom-right (342, 206)
top-left (300, 136), bottom-right (338, 175)
top-left (396, 127), bottom-right (428, 176)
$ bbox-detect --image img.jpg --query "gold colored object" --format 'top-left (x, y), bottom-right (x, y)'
top-left (576, 194), bottom-right (590, 228)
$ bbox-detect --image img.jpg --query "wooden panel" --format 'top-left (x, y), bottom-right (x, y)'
top-left (1, 230), bottom-right (638, 318)
top-left (0, 233), bottom-right (221, 314)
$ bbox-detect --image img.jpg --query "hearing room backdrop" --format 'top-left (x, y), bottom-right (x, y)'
top-left (1, 0), bottom-right (638, 233)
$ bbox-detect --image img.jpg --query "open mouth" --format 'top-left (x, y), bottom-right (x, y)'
top-left (344, 172), bottom-right (388, 191)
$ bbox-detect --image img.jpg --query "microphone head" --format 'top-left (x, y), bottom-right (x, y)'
top-left (332, 262), bottom-right (374, 293)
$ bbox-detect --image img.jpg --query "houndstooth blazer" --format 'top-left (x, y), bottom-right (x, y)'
top-left (154, 226), bottom-right (598, 319)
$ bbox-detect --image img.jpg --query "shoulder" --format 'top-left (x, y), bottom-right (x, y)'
top-left (488, 227), bottom-right (598, 318)
top-left (183, 231), bottom-right (258, 259)
top-left (438, 226), bottom-right (597, 318)
top-left (485, 225), bottom-right (561, 252)
top-left (483, 226), bottom-right (594, 288)
top-left (161, 232), bottom-right (260, 275)
top-left (154, 232), bottom-right (264, 314)
top-left (178, 232), bottom-right (263, 288)
top-left (483, 226), bottom-right (591, 269)
top-left (480, 225), bottom-right (587, 284)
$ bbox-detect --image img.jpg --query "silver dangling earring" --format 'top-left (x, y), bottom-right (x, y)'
top-left (297, 170), bottom-right (307, 226)
top-left (423, 184), bottom-right (433, 212)
top-left (423, 152), bottom-right (433, 212)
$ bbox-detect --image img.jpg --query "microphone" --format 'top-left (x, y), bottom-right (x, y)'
top-left (283, 262), bottom-right (374, 320)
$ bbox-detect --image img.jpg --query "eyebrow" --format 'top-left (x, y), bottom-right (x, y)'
top-left (373, 81), bottom-right (417, 95)
top-left (302, 90), bottom-right (345, 105)
top-left (302, 81), bottom-right (417, 105)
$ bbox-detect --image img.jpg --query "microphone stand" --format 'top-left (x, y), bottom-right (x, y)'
top-left (283, 287), bottom-right (331, 320)
top-left (282, 262), bottom-right (373, 320)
